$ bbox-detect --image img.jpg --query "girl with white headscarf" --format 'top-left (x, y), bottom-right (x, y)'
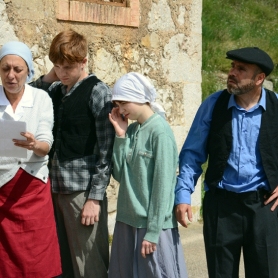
top-left (108, 72), bottom-right (187, 277)
top-left (0, 41), bottom-right (61, 277)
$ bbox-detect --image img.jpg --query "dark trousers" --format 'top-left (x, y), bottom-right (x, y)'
top-left (203, 188), bottom-right (278, 278)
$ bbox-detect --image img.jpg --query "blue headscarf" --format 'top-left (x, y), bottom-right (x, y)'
top-left (0, 41), bottom-right (35, 82)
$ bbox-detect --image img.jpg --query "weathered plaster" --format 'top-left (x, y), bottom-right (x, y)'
top-left (93, 48), bottom-right (127, 85)
top-left (177, 6), bottom-right (186, 26)
top-left (0, 0), bottom-right (203, 233)
top-left (0, 0), bottom-right (17, 44)
top-left (148, 0), bottom-right (175, 32)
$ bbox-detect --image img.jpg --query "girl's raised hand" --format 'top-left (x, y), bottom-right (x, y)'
top-left (109, 107), bottom-right (128, 137)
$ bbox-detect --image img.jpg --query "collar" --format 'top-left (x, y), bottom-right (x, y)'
top-left (19, 84), bottom-right (34, 108)
top-left (61, 73), bottom-right (94, 97)
top-left (0, 84), bottom-right (34, 107)
top-left (0, 84), bottom-right (34, 120)
top-left (227, 87), bottom-right (266, 111)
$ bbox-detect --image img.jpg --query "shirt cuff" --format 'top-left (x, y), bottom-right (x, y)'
top-left (88, 191), bottom-right (105, 201)
top-left (175, 187), bottom-right (191, 205)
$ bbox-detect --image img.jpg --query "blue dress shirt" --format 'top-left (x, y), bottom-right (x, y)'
top-left (175, 88), bottom-right (278, 205)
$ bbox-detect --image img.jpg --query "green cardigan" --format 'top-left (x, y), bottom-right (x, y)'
top-left (112, 113), bottom-right (178, 243)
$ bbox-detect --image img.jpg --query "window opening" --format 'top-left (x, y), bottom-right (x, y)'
top-left (73, 0), bottom-right (128, 7)
top-left (57, 0), bottom-right (139, 27)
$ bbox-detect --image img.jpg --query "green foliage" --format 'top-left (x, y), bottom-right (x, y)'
top-left (202, 0), bottom-right (278, 99)
top-left (109, 234), bottom-right (113, 245)
top-left (199, 161), bottom-right (208, 218)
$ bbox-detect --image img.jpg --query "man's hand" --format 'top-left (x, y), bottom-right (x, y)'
top-left (42, 67), bottom-right (60, 83)
top-left (264, 186), bottom-right (278, 211)
top-left (81, 199), bottom-right (100, 225)
top-left (141, 240), bottom-right (157, 258)
top-left (175, 204), bottom-right (193, 228)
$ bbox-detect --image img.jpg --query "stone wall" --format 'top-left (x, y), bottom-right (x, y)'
top-left (0, 0), bottom-right (202, 234)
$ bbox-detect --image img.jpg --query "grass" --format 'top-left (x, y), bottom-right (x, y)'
top-left (202, 0), bottom-right (278, 100)
top-left (109, 234), bottom-right (113, 245)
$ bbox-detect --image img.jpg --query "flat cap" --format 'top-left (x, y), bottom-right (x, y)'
top-left (226, 47), bottom-right (274, 76)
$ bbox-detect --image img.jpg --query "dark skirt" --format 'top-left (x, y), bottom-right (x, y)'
top-left (108, 221), bottom-right (188, 278)
top-left (0, 168), bottom-right (62, 278)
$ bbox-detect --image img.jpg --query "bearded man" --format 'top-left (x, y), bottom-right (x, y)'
top-left (175, 47), bottom-right (278, 278)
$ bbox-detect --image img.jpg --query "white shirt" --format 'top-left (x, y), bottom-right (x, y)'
top-left (0, 84), bottom-right (54, 186)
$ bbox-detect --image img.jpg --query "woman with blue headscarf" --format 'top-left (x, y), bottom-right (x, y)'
top-left (0, 41), bottom-right (62, 277)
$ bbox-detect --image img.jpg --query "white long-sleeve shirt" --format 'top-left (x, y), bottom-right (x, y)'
top-left (0, 84), bottom-right (54, 187)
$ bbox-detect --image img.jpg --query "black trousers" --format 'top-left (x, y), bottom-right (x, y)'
top-left (203, 188), bottom-right (278, 278)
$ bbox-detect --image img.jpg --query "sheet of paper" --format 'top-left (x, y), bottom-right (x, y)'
top-left (0, 120), bottom-right (27, 158)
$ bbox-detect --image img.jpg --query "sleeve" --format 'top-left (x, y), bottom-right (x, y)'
top-left (29, 76), bottom-right (53, 92)
top-left (144, 132), bottom-right (178, 244)
top-left (34, 91), bottom-right (54, 149)
top-left (88, 81), bottom-right (115, 200)
top-left (175, 91), bottom-right (221, 205)
top-left (111, 136), bottom-right (129, 182)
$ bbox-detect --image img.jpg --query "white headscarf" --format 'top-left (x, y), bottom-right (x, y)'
top-left (112, 72), bottom-right (166, 118)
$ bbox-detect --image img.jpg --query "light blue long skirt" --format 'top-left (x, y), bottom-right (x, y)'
top-left (108, 221), bottom-right (188, 278)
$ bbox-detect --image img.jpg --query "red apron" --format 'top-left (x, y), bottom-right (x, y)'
top-left (0, 168), bottom-right (62, 278)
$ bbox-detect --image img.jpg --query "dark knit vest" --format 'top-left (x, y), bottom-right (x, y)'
top-left (205, 89), bottom-right (278, 192)
top-left (49, 75), bottom-right (101, 161)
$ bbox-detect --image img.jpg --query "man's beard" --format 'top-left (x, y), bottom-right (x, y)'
top-left (227, 77), bottom-right (256, 96)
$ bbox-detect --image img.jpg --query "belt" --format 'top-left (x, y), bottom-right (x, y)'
top-left (212, 187), bottom-right (269, 201)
